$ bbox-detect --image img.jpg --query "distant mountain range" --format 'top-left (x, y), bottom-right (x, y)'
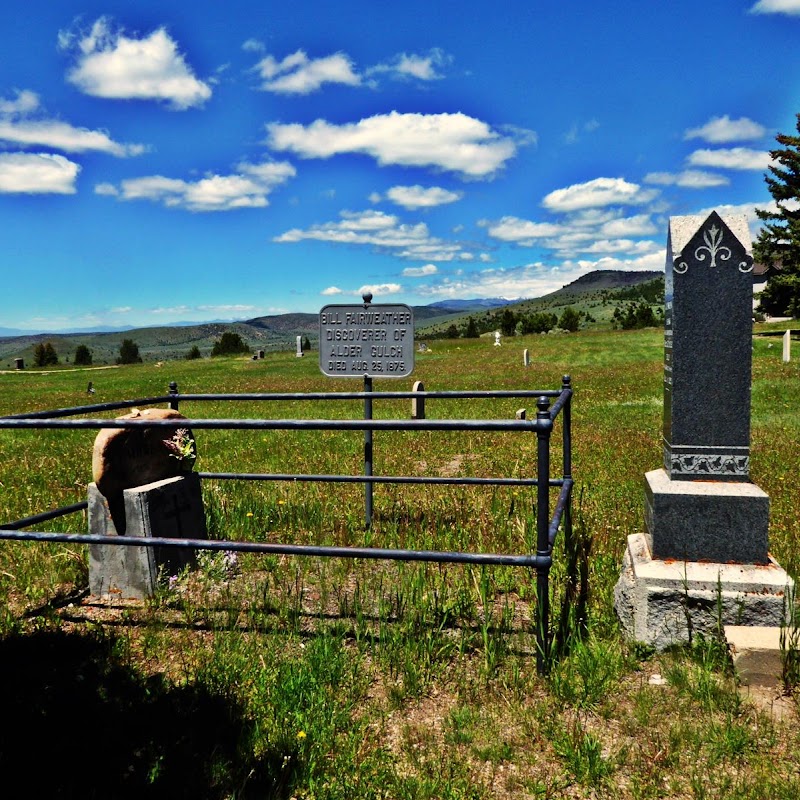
top-left (0, 270), bottom-right (661, 364)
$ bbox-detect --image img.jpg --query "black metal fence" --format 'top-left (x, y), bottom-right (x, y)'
top-left (0, 376), bottom-right (573, 672)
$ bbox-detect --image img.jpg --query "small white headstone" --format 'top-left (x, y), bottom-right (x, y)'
top-left (523, 349), bottom-right (530, 367)
top-left (296, 335), bottom-right (304, 358)
top-left (783, 330), bottom-right (791, 363)
top-left (494, 331), bottom-right (501, 346)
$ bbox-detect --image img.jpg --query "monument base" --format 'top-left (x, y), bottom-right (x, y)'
top-left (614, 533), bottom-right (793, 650)
top-left (645, 468), bottom-right (769, 564)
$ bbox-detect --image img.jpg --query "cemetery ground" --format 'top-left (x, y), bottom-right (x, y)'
top-left (0, 326), bottom-right (798, 799)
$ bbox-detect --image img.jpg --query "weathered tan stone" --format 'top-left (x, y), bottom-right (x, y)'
top-left (92, 408), bottom-right (196, 531)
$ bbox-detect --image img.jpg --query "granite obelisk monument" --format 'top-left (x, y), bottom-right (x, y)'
top-left (615, 212), bottom-right (793, 648)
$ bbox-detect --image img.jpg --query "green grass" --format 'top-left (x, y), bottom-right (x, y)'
top-left (1, 326), bottom-right (799, 798)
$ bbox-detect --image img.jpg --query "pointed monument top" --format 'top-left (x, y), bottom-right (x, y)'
top-left (668, 211), bottom-right (752, 260)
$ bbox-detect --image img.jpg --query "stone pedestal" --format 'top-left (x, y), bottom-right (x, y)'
top-left (644, 469), bottom-right (769, 564)
top-left (88, 473), bottom-right (206, 599)
top-left (614, 533), bottom-right (793, 650)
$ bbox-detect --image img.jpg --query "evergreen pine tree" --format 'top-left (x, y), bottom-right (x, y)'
top-left (754, 113), bottom-right (800, 316)
top-left (74, 344), bottom-right (92, 365)
top-left (117, 339), bottom-right (142, 364)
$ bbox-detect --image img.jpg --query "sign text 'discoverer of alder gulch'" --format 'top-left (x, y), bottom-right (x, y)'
top-left (319, 298), bottom-right (414, 378)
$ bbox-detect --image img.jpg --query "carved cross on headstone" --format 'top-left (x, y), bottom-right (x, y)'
top-left (161, 490), bottom-right (192, 538)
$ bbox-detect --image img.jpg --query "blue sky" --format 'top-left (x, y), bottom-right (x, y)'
top-left (1, 0), bottom-right (799, 332)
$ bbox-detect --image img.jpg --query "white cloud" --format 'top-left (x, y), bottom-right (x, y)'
top-left (415, 250), bottom-right (665, 303)
top-left (0, 90), bottom-right (145, 156)
top-left (105, 160), bottom-right (295, 211)
top-left (644, 169), bottom-right (729, 189)
top-left (322, 286), bottom-right (343, 296)
top-left (687, 147), bottom-right (773, 171)
top-left (266, 111), bottom-right (519, 179)
top-left (242, 39), bottom-right (265, 53)
top-left (750, 0), bottom-right (800, 15)
top-left (484, 216), bottom-right (562, 245)
top-left (368, 49), bottom-right (451, 81)
top-left (684, 115), bottom-right (766, 143)
top-left (0, 152), bottom-right (80, 194)
top-left (402, 264), bottom-right (438, 277)
top-left (385, 185), bottom-right (463, 209)
top-left (0, 89), bottom-right (39, 115)
top-left (61, 17), bottom-right (211, 110)
top-left (596, 213), bottom-right (658, 238)
top-left (275, 208), bottom-right (471, 261)
top-left (0, 119), bottom-right (145, 157)
top-left (255, 50), bottom-right (360, 94)
top-left (359, 283), bottom-right (402, 296)
top-left (542, 177), bottom-right (658, 212)
top-left (577, 239), bottom-right (661, 256)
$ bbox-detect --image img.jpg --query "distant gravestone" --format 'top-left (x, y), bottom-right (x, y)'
top-left (88, 474), bottom-right (206, 599)
top-left (523, 349), bottom-right (530, 367)
top-left (783, 330), bottom-right (791, 363)
top-left (258, 350), bottom-right (265, 359)
top-left (494, 331), bottom-right (501, 346)
top-left (614, 212), bottom-right (792, 648)
top-left (296, 335), bottom-right (304, 358)
top-left (14, 358), bottom-right (23, 370)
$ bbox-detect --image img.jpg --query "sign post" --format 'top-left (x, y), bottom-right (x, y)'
top-left (319, 293), bottom-right (415, 527)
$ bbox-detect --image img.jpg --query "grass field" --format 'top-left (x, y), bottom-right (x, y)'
top-left (0, 326), bottom-right (798, 799)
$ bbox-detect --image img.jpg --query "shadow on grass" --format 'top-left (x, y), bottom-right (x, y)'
top-left (0, 628), bottom-right (298, 799)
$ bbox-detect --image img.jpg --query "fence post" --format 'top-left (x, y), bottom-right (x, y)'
top-left (411, 380), bottom-right (425, 419)
top-left (168, 381), bottom-right (179, 411)
top-left (364, 375), bottom-right (373, 529)
top-left (536, 395), bottom-right (552, 674)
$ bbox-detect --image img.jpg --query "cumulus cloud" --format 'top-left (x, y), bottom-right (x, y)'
top-left (275, 208), bottom-right (472, 261)
top-left (402, 264), bottom-right (438, 277)
top-left (385, 185), bottom-right (463, 209)
top-left (266, 111), bottom-right (520, 179)
top-left (368, 48), bottom-right (452, 81)
top-left (254, 50), bottom-right (360, 94)
top-left (644, 169), bottom-right (729, 189)
top-left (483, 216), bottom-right (562, 245)
top-left (101, 160), bottom-right (296, 211)
top-left (0, 119), bottom-right (145, 157)
top-left (0, 89), bottom-right (39, 115)
top-left (687, 147), bottom-right (773, 171)
top-left (359, 283), bottom-right (402, 296)
top-left (61, 17), bottom-right (211, 110)
top-left (482, 208), bottom-right (660, 262)
top-left (322, 286), bottom-right (343, 295)
top-left (542, 177), bottom-right (658, 212)
top-left (415, 249), bottom-right (665, 302)
top-left (0, 90), bottom-right (145, 156)
top-left (750, 0), bottom-right (800, 15)
top-left (0, 152), bottom-right (80, 194)
top-left (684, 115), bottom-right (766, 143)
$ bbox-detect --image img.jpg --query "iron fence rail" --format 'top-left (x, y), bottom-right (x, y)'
top-left (0, 378), bottom-right (573, 672)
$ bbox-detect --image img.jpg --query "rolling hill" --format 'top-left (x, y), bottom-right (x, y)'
top-left (0, 270), bottom-right (662, 365)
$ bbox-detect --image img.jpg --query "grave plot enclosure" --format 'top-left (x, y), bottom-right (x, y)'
top-left (0, 378), bottom-right (573, 671)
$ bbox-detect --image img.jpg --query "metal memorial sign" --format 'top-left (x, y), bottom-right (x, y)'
top-left (319, 303), bottom-right (414, 378)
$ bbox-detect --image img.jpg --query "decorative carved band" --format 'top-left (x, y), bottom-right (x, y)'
top-left (665, 451), bottom-right (749, 477)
